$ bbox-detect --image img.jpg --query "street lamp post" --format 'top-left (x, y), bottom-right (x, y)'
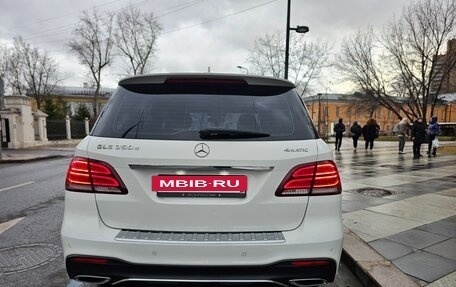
top-left (284, 0), bottom-right (309, 80)
top-left (237, 65), bottom-right (249, 74)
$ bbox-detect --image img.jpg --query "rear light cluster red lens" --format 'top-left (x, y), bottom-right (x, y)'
top-left (165, 78), bottom-right (247, 85)
top-left (65, 157), bottom-right (128, 194)
top-left (276, 161), bottom-right (341, 196)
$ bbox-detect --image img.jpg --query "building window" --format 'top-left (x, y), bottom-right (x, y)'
top-left (336, 107), bottom-right (340, 117)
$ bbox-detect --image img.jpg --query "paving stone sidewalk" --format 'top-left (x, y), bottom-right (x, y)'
top-left (335, 139), bottom-right (456, 286)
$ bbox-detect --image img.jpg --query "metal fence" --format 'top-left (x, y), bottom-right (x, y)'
top-left (71, 120), bottom-right (87, 139)
top-left (46, 120), bottom-right (67, 140)
top-left (47, 118), bottom-right (90, 140)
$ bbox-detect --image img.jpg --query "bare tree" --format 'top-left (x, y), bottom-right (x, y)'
top-left (1, 42), bottom-right (24, 95)
top-left (247, 30), bottom-right (330, 96)
top-left (114, 6), bottom-right (162, 75)
top-left (0, 38), bottom-right (60, 108)
top-left (14, 37), bottom-right (60, 109)
top-left (0, 42), bottom-right (8, 79)
top-left (68, 9), bottom-right (115, 117)
top-left (337, 0), bottom-right (456, 122)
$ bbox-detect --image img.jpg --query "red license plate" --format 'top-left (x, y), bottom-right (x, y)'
top-left (152, 175), bottom-right (247, 198)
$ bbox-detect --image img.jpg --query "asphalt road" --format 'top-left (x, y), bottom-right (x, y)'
top-left (0, 158), bottom-right (363, 287)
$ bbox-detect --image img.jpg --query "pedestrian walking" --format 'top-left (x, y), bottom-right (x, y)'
top-left (411, 117), bottom-right (427, 159)
top-left (394, 118), bottom-right (409, 154)
top-left (362, 118), bottom-right (380, 150)
top-left (333, 118), bottom-right (345, 151)
top-left (349, 121), bottom-right (362, 151)
top-left (427, 116), bottom-right (440, 157)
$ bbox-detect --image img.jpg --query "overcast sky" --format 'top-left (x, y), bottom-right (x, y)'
top-left (0, 0), bottom-right (412, 93)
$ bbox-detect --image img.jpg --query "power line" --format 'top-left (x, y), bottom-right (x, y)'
top-left (30, 0), bottom-right (279, 50)
top-left (159, 0), bottom-right (279, 35)
top-left (6, 0), bottom-right (124, 31)
top-left (25, 0), bottom-right (204, 43)
top-left (23, 0), bottom-right (152, 41)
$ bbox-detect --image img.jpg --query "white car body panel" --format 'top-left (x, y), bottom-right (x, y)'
top-left (84, 137), bottom-right (329, 232)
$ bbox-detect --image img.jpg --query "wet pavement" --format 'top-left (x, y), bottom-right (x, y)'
top-left (335, 139), bottom-right (456, 286)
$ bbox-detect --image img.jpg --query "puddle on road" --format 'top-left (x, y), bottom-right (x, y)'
top-left (346, 188), bottom-right (394, 197)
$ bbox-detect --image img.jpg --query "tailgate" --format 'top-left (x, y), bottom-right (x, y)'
top-left (88, 137), bottom-right (318, 232)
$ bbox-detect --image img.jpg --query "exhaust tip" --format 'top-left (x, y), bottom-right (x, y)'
top-left (74, 275), bottom-right (111, 285)
top-left (289, 279), bottom-right (327, 287)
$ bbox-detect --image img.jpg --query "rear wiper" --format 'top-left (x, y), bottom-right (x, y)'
top-left (199, 129), bottom-right (270, 139)
top-left (120, 107), bottom-right (146, 138)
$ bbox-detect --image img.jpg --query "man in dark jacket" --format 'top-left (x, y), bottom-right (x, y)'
top-left (411, 117), bottom-right (427, 159)
top-left (333, 118), bottom-right (345, 151)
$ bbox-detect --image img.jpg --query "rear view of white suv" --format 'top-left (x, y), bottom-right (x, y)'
top-left (61, 73), bottom-right (343, 287)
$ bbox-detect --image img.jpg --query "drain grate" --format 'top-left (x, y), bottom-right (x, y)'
top-left (348, 188), bottom-right (394, 197)
top-left (0, 244), bottom-right (62, 275)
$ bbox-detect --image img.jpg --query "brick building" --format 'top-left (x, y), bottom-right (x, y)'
top-left (303, 93), bottom-right (456, 137)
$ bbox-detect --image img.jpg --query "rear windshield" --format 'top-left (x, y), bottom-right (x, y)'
top-left (91, 86), bottom-right (317, 141)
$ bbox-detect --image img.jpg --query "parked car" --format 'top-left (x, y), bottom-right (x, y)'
top-left (61, 73), bottom-right (343, 287)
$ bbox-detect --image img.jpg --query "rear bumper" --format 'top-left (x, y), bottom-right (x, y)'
top-left (67, 256), bottom-right (336, 286)
top-left (61, 193), bottom-right (343, 286)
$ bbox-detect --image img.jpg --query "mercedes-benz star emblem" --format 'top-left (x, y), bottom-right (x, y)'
top-left (194, 143), bottom-right (210, 158)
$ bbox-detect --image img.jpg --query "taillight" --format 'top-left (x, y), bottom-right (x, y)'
top-left (65, 157), bottom-right (128, 194)
top-left (276, 160), bottom-right (341, 196)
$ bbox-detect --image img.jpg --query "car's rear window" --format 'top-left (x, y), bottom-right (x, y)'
top-left (91, 86), bottom-right (317, 141)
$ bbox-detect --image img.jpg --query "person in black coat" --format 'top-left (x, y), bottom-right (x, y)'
top-left (411, 117), bottom-right (427, 159)
top-left (350, 121), bottom-right (362, 151)
top-left (362, 118), bottom-right (380, 150)
top-left (333, 118), bottom-right (346, 151)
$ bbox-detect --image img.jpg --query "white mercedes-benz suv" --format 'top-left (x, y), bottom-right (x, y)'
top-left (61, 73), bottom-right (343, 287)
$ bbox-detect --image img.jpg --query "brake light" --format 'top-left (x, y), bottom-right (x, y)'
top-left (165, 78), bottom-right (247, 85)
top-left (65, 157), bottom-right (128, 194)
top-left (276, 161), bottom-right (341, 196)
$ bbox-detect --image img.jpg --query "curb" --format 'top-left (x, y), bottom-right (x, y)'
top-left (0, 155), bottom-right (70, 164)
top-left (342, 228), bottom-right (420, 287)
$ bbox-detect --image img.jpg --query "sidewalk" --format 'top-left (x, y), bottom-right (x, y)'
top-left (335, 139), bottom-right (456, 287)
top-left (1, 139), bottom-right (455, 286)
top-left (0, 140), bottom-right (78, 163)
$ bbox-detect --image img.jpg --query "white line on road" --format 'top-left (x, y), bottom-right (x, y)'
top-left (0, 181), bottom-right (35, 192)
top-left (0, 217), bottom-right (24, 234)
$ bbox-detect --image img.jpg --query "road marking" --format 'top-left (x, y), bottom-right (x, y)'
top-left (0, 181), bottom-right (34, 192)
top-left (0, 217), bottom-right (24, 234)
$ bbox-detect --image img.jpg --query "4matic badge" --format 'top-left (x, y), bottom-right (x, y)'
top-left (284, 148), bottom-right (309, 153)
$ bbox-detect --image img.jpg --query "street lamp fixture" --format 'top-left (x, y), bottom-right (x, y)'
top-left (291, 25), bottom-right (309, 34)
top-left (237, 65), bottom-right (249, 74)
top-left (284, 0), bottom-right (309, 80)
